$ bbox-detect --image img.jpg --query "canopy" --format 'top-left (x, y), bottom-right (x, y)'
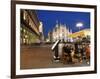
top-left (68, 29), bottom-right (90, 38)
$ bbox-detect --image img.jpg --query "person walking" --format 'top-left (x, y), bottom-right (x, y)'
top-left (86, 44), bottom-right (90, 64)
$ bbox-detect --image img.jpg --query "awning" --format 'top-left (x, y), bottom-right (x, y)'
top-left (68, 29), bottom-right (90, 38)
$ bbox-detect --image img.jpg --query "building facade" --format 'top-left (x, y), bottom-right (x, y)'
top-left (39, 22), bottom-right (44, 43)
top-left (20, 9), bottom-right (41, 45)
top-left (51, 22), bottom-right (72, 42)
top-left (68, 29), bottom-right (90, 42)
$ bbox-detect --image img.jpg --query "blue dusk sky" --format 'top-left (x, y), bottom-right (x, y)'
top-left (36, 10), bottom-right (90, 37)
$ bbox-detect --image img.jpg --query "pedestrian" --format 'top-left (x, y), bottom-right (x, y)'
top-left (86, 44), bottom-right (90, 64)
top-left (62, 44), bottom-right (68, 64)
top-left (70, 45), bottom-right (75, 63)
top-left (67, 44), bottom-right (72, 63)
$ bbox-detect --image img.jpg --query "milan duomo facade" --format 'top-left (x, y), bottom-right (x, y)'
top-left (48, 21), bottom-right (73, 43)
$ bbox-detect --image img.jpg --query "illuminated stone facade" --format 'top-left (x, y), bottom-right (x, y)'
top-left (20, 9), bottom-right (41, 45)
top-left (49, 21), bottom-right (72, 42)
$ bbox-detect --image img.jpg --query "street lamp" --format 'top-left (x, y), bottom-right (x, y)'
top-left (76, 22), bottom-right (83, 31)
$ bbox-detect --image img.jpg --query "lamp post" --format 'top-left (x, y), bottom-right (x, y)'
top-left (76, 22), bottom-right (84, 62)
